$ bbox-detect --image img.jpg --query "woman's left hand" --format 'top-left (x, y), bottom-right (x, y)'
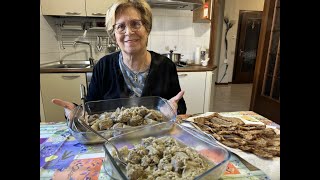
top-left (169, 90), bottom-right (185, 113)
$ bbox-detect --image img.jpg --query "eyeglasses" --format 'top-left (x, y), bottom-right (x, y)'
top-left (113, 20), bottom-right (144, 34)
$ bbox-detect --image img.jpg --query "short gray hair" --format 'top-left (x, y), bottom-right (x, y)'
top-left (105, 0), bottom-right (152, 42)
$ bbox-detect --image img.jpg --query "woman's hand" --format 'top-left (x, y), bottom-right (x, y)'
top-left (169, 90), bottom-right (185, 113)
top-left (52, 99), bottom-right (77, 119)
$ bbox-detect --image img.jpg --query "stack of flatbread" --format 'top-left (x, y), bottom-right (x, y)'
top-left (192, 113), bottom-right (280, 159)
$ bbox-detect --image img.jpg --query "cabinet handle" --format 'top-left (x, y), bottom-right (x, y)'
top-left (178, 74), bottom-right (188, 77)
top-left (62, 75), bottom-right (80, 79)
top-left (92, 13), bottom-right (106, 15)
top-left (65, 12), bottom-right (81, 15)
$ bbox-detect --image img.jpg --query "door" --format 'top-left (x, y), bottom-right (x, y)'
top-left (250, 0), bottom-right (280, 124)
top-left (233, 11), bottom-right (262, 83)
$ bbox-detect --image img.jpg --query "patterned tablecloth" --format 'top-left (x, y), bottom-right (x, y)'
top-left (40, 111), bottom-right (278, 180)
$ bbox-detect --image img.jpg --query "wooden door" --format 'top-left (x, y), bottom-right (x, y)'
top-left (250, 0), bottom-right (280, 124)
top-left (233, 11), bottom-right (262, 83)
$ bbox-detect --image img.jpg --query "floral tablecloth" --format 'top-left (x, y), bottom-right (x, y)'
top-left (40, 111), bottom-right (276, 180)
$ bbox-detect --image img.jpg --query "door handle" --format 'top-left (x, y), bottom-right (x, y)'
top-left (239, 49), bottom-right (244, 57)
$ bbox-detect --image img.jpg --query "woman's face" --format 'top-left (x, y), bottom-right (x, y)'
top-left (114, 7), bottom-right (149, 55)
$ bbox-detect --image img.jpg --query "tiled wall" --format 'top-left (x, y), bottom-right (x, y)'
top-left (40, 8), bottom-right (211, 63)
top-left (149, 8), bottom-right (211, 62)
top-left (59, 29), bottom-right (111, 61)
top-left (40, 7), bottom-right (60, 64)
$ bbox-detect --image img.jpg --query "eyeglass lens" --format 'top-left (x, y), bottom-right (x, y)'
top-left (114, 20), bottom-right (143, 33)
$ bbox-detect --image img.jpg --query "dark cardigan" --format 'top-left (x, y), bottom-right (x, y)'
top-left (86, 50), bottom-right (187, 114)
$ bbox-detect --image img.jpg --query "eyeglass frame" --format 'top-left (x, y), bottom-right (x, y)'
top-left (113, 19), bottom-right (145, 34)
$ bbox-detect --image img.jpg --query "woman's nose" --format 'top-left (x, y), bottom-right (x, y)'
top-left (124, 26), bottom-right (135, 35)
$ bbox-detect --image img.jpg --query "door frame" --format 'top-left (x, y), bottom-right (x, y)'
top-left (250, 0), bottom-right (280, 123)
top-left (232, 10), bottom-right (262, 83)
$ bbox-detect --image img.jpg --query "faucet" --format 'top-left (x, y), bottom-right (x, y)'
top-left (73, 40), bottom-right (94, 67)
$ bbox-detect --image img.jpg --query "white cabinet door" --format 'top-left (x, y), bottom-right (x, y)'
top-left (41, 0), bottom-right (86, 16)
top-left (178, 72), bottom-right (207, 114)
top-left (40, 73), bottom-right (87, 122)
top-left (204, 70), bottom-right (216, 112)
top-left (86, 0), bottom-right (115, 17)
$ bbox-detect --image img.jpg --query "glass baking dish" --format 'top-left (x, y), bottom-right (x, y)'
top-left (103, 122), bottom-right (231, 180)
top-left (67, 96), bottom-right (176, 144)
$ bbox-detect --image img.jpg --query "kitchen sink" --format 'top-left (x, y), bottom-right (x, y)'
top-left (40, 60), bottom-right (93, 69)
top-left (41, 64), bottom-right (91, 69)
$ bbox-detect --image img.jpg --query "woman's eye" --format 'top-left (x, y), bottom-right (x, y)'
top-left (132, 21), bottom-right (141, 28)
top-left (117, 24), bottom-right (125, 30)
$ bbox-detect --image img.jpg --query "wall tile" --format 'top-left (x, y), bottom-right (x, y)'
top-left (40, 13), bottom-right (60, 63)
top-left (166, 9), bottom-right (180, 16)
top-left (150, 35), bottom-right (166, 54)
top-left (40, 53), bottom-right (60, 64)
top-left (164, 17), bottom-right (179, 35)
top-left (151, 8), bottom-right (166, 16)
top-left (40, 44), bottom-right (60, 54)
top-left (150, 16), bottom-right (164, 36)
top-left (193, 23), bottom-right (211, 37)
top-left (178, 36), bottom-right (195, 54)
top-left (60, 52), bottom-right (78, 61)
top-left (180, 10), bottom-right (193, 17)
top-left (164, 36), bottom-right (179, 52)
top-left (178, 17), bottom-right (193, 36)
top-left (147, 36), bottom-right (152, 50)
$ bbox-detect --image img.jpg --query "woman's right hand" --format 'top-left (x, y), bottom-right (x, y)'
top-left (52, 99), bottom-right (77, 119)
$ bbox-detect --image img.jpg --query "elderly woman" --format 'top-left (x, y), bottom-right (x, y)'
top-left (53, 0), bottom-right (187, 115)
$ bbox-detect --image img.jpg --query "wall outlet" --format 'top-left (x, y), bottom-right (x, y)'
top-left (224, 59), bottom-right (228, 64)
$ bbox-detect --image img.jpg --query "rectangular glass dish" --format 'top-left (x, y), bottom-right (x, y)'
top-left (67, 96), bottom-right (176, 144)
top-left (103, 122), bottom-right (231, 180)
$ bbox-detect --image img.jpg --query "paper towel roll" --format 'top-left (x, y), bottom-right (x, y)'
top-left (195, 47), bottom-right (201, 64)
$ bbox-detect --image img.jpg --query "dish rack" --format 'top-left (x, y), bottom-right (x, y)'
top-left (56, 23), bottom-right (116, 52)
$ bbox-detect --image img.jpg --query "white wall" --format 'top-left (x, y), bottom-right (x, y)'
top-left (213, 0), bottom-right (225, 82)
top-left (40, 6), bottom-right (60, 64)
top-left (40, 8), bottom-right (211, 64)
top-left (149, 8), bottom-right (211, 62)
top-left (216, 0), bottom-right (264, 83)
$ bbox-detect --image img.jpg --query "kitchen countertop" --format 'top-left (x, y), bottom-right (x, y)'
top-left (40, 64), bottom-right (217, 73)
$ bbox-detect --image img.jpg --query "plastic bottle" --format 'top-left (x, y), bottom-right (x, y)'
top-left (195, 46), bottom-right (201, 64)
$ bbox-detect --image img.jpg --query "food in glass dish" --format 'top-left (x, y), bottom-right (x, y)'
top-left (112, 136), bottom-right (211, 180)
top-left (82, 106), bottom-right (165, 131)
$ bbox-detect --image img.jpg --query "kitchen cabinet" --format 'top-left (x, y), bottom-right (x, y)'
top-left (41, 0), bottom-right (86, 16)
top-left (178, 71), bottom-right (215, 114)
top-left (193, 0), bottom-right (212, 23)
top-left (41, 0), bottom-right (116, 17)
top-left (86, 0), bottom-right (116, 17)
top-left (40, 73), bottom-right (87, 122)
